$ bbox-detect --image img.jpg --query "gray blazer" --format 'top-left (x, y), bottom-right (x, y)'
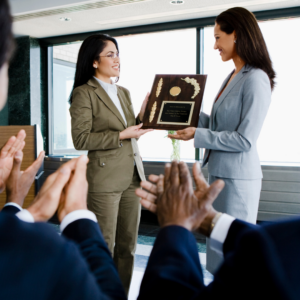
top-left (195, 65), bottom-right (271, 180)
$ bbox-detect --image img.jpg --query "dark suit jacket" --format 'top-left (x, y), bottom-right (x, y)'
top-left (138, 217), bottom-right (300, 300)
top-left (0, 206), bottom-right (126, 300)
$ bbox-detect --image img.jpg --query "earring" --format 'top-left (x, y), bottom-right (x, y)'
top-left (234, 40), bottom-right (236, 44)
top-left (94, 66), bottom-right (97, 69)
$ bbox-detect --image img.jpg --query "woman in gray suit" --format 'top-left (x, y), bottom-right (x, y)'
top-left (168, 7), bottom-right (276, 273)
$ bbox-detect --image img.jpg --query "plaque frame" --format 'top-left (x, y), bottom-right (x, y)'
top-left (141, 74), bottom-right (207, 131)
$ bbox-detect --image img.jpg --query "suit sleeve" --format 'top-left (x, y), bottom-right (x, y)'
top-left (223, 219), bottom-right (257, 255)
top-left (138, 226), bottom-right (204, 300)
top-left (1, 204), bottom-right (21, 215)
top-left (70, 87), bottom-right (121, 151)
top-left (62, 219), bottom-right (126, 300)
top-left (194, 71), bottom-right (271, 152)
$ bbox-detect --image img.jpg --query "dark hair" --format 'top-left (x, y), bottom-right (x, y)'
top-left (69, 34), bottom-right (119, 103)
top-left (0, 0), bottom-right (15, 69)
top-left (216, 7), bottom-right (276, 90)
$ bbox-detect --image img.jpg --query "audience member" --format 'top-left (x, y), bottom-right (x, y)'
top-left (136, 161), bottom-right (300, 300)
top-left (0, 1), bottom-right (126, 299)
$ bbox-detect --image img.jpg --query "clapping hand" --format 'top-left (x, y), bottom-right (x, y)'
top-left (26, 156), bottom-right (89, 222)
top-left (0, 130), bottom-right (26, 193)
top-left (6, 150), bottom-right (45, 207)
top-left (136, 161), bottom-right (224, 231)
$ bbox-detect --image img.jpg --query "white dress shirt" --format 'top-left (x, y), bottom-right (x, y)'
top-left (93, 77), bottom-right (127, 126)
top-left (4, 203), bottom-right (234, 251)
top-left (4, 203), bottom-right (97, 233)
top-left (210, 213), bottom-right (235, 255)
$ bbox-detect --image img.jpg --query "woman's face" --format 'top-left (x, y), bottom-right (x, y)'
top-left (94, 40), bottom-right (120, 79)
top-left (0, 63), bottom-right (8, 111)
top-left (214, 23), bottom-right (236, 62)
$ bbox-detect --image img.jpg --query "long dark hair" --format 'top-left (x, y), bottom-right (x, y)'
top-left (216, 7), bottom-right (276, 90)
top-left (69, 34), bottom-right (119, 103)
top-left (0, 0), bottom-right (15, 69)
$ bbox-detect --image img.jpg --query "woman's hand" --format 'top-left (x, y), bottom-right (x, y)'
top-left (138, 92), bottom-right (150, 122)
top-left (168, 127), bottom-right (196, 141)
top-left (120, 123), bottom-right (153, 140)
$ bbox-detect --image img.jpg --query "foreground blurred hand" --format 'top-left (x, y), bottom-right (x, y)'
top-left (26, 157), bottom-right (80, 222)
top-left (6, 150), bottom-right (45, 207)
top-left (136, 161), bottom-right (224, 231)
top-left (0, 130), bottom-right (26, 193)
top-left (57, 155), bottom-right (89, 222)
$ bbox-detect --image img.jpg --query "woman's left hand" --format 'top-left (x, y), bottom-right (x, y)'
top-left (168, 127), bottom-right (196, 141)
top-left (138, 92), bottom-right (150, 122)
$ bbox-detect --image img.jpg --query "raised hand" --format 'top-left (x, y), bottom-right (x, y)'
top-left (6, 150), bottom-right (45, 207)
top-left (138, 92), bottom-right (150, 121)
top-left (167, 127), bottom-right (196, 141)
top-left (27, 158), bottom-right (78, 222)
top-left (120, 123), bottom-right (153, 140)
top-left (57, 155), bottom-right (89, 222)
top-left (135, 174), bottom-right (160, 213)
top-left (0, 130), bottom-right (26, 193)
top-left (137, 161), bottom-right (224, 231)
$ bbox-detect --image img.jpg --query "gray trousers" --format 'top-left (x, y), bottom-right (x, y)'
top-left (206, 174), bottom-right (262, 274)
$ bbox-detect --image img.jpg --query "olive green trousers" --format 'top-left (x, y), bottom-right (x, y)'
top-left (87, 167), bottom-right (141, 295)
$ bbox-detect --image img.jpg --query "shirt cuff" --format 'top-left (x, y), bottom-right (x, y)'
top-left (4, 202), bottom-right (23, 211)
top-left (60, 210), bottom-right (97, 232)
top-left (16, 209), bottom-right (35, 223)
top-left (209, 213), bottom-right (235, 255)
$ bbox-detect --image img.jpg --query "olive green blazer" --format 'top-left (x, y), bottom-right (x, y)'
top-left (70, 77), bottom-right (146, 193)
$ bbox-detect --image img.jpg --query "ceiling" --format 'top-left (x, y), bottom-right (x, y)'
top-left (10, 0), bottom-right (300, 38)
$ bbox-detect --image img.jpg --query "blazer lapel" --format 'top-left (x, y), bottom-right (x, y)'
top-left (87, 78), bottom-right (127, 129)
top-left (117, 87), bottom-right (133, 127)
top-left (209, 71), bottom-right (234, 129)
top-left (211, 65), bottom-right (250, 128)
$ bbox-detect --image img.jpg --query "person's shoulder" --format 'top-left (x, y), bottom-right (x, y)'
top-left (73, 83), bottom-right (93, 94)
top-left (246, 67), bottom-right (269, 82)
top-left (116, 85), bottom-right (130, 94)
top-left (244, 66), bottom-right (270, 91)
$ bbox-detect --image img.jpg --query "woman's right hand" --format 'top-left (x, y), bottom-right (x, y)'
top-left (120, 123), bottom-right (153, 140)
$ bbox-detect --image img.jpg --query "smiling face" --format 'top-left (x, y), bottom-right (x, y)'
top-left (93, 40), bottom-right (120, 83)
top-left (214, 23), bottom-right (237, 62)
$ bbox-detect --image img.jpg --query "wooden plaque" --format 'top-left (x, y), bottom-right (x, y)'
top-left (142, 74), bottom-right (207, 130)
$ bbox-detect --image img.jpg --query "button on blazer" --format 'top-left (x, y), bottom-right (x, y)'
top-left (70, 77), bottom-right (146, 193)
top-left (195, 65), bottom-right (271, 179)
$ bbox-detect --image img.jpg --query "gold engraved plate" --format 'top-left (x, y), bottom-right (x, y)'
top-left (170, 86), bottom-right (181, 97)
top-left (149, 101), bottom-right (157, 123)
top-left (181, 77), bottom-right (200, 99)
top-left (156, 78), bottom-right (163, 97)
top-left (157, 101), bottom-right (195, 126)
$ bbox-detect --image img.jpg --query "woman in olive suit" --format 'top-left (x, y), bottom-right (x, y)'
top-left (69, 34), bottom-right (152, 294)
top-left (169, 7), bottom-right (275, 274)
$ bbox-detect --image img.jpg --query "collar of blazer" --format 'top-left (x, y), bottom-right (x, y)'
top-left (210, 64), bottom-right (252, 129)
top-left (87, 77), bottom-right (127, 129)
